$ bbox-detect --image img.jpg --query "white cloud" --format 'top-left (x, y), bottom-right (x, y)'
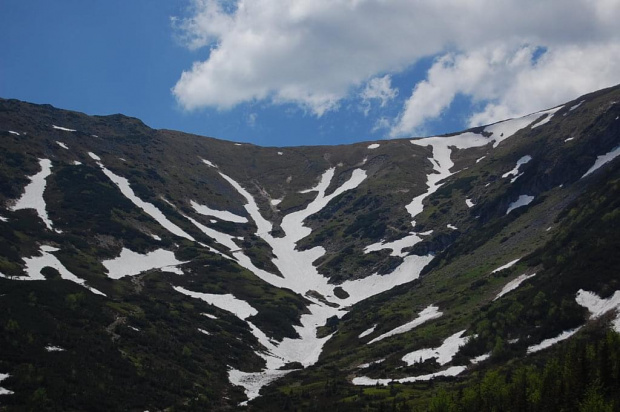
top-left (390, 42), bottom-right (620, 136)
top-left (360, 75), bottom-right (398, 115)
top-left (173, 0), bottom-right (620, 126)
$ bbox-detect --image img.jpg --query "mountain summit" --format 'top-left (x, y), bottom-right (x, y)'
top-left (1, 85), bottom-right (619, 411)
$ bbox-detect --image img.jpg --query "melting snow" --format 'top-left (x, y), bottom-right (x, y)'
top-left (465, 198), bottom-right (475, 208)
top-left (0, 245), bottom-right (106, 295)
top-left (10, 159), bottom-right (56, 231)
top-left (52, 125), bottom-right (76, 132)
top-left (191, 200), bottom-right (248, 223)
top-left (45, 346), bottom-right (65, 352)
top-left (502, 155), bottom-right (532, 181)
top-left (367, 143), bottom-right (380, 149)
top-left (494, 273), bottom-right (536, 300)
top-left (491, 258), bottom-right (520, 273)
top-left (359, 324), bottom-right (377, 339)
top-left (229, 369), bottom-right (292, 405)
top-left (0, 373), bottom-right (13, 395)
top-left (103, 248), bottom-right (185, 279)
top-left (201, 158), bottom-right (217, 168)
top-left (352, 366), bottom-right (467, 386)
top-left (56, 141), bottom-right (69, 149)
top-left (582, 146), bottom-right (620, 178)
top-left (530, 106), bottom-right (563, 129)
top-left (569, 101), bottom-right (584, 112)
top-left (357, 358), bottom-right (385, 369)
top-left (174, 286), bottom-right (258, 320)
top-left (470, 353), bottom-right (491, 364)
top-left (402, 330), bottom-right (470, 366)
top-left (576, 289), bottom-right (620, 332)
top-left (506, 195), bottom-right (534, 214)
top-left (368, 305), bottom-right (442, 344)
top-left (88, 152), bottom-right (101, 161)
top-left (484, 112), bottom-right (544, 148)
top-left (527, 328), bottom-right (581, 354)
top-left (92, 156), bottom-right (195, 241)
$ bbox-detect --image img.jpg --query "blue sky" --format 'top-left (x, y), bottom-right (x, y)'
top-left (2, 1), bottom-right (619, 147)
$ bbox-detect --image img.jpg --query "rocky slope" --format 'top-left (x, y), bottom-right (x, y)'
top-left (0, 85), bottom-right (619, 411)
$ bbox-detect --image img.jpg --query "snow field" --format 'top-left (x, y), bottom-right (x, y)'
top-left (92, 155), bottom-right (195, 241)
top-left (526, 328), bottom-right (581, 354)
top-left (401, 330), bottom-right (470, 366)
top-left (576, 289), bottom-right (620, 332)
top-left (191, 200), bottom-right (248, 223)
top-left (506, 195), bottom-right (534, 214)
top-left (494, 273), bottom-right (536, 300)
top-left (581, 146), bottom-right (620, 178)
top-left (103, 248), bottom-right (185, 279)
top-left (367, 305), bottom-right (442, 344)
top-left (0, 245), bottom-right (106, 295)
top-left (10, 159), bottom-right (55, 231)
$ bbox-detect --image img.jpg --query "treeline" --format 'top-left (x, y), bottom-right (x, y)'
top-left (428, 328), bottom-right (620, 412)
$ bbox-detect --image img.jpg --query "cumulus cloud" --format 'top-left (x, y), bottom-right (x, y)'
top-left (360, 75), bottom-right (398, 115)
top-left (172, 0), bottom-right (620, 128)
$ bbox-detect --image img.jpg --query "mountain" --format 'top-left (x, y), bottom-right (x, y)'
top-left (0, 85), bottom-right (619, 411)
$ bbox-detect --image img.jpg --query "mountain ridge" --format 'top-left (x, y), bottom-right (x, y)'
top-left (0, 85), bottom-right (619, 411)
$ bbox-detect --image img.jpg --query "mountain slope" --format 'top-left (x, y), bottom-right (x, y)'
top-left (0, 85), bottom-right (619, 411)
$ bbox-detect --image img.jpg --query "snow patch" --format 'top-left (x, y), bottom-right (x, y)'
top-left (447, 224), bottom-right (458, 230)
top-left (491, 258), bottom-right (520, 273)
top-left (367, 143), bottom-right (380, 149)
top-left (277, 151), bottom-right (283, 156)
top-left (0, 373), bottom-right (13, 395)
top-left (10, 159), bottom-right (56, 231)
top-left (8, 130), bottom-right (20, 135)
top-left (352, 366), bottom-right (466, 386)
top-left (45, 346), bottom-right (65, 352)
top-left (494, 273), bottom-right (536, 300)
top-left (103, 248), bottom-right (185, 279)
top-left (527, 328), bottom-right (581, 354)
top-left (270, 198), bottom-right (282, 206)
top-left (506, 195), bottom-right (534, 214)
top-left (582, 146), bottom-right (620, 178)
top-left (174, 286), bottom-right (258, 320)
top-left (0, 245), bottom-right (105, 295)
top-left (73, 161), bottom-right (82, 166)
top-left (198, 328), bottom-right (211, 336)
top-left (564, 137), bottom-right (575, 142)
top-left (229, 369), bottom-right (292, 404)
top-left (465, 198), bottom-right (474, 208)
top-left (359, 324), bottom-right (377, 339)
top-left (201, 158), bottom-right (217, 168)
top-left (94, 156), bottom-right (195, 241)
top-left (52, 125), bottom-right (76, 132)
top-left (502, 155), bottom-right (532, 180)
top-left (202, 313), bottom-right (218, 320)
top-left (569, 100), bottom-right (584, 112)
top-left (576, 289), bottom-right (620, 332)
top-left (476, 156), bottom-right (486, 163)
top-left (470, 353), bottom-right (491, 364)
top-left (87, 152), bottom-right (101, 161)
top-left (530, 106), bottom-right (563, 129)
top-left (0, 216), bottom-right (7, 222)
top-left (191, 200), bottom-right (248, 223)
top-left (368, 305), bottom-right (442, 345)
top-left (56, 141), bottom-right (69, 150)
top-left (402, 330), bottom-right (470, 366)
